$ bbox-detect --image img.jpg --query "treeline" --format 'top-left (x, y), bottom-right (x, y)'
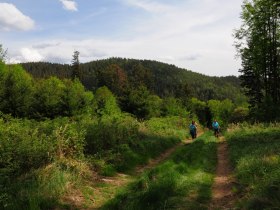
top-left (21, 58), bottom-right (247, 105)
top-left (0, 60), bottom-right (249, 127)
top-left (1, 64), bottom-right (248, 130)
top-left (235, 0), bottom-right (280, 121)
top-left (0, 62), bottom-right (93, 119)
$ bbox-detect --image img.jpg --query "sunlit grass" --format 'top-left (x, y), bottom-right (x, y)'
top-left (226, 123), bottom-right (280, 209)
top-left (101, 132), bottom-right (217, 210)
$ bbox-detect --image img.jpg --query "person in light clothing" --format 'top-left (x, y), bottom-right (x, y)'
top-left (212, 119), bottom-right (220, 137)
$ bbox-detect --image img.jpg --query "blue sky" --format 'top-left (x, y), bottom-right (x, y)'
top-left (0, 0), bottom-right (243, 76)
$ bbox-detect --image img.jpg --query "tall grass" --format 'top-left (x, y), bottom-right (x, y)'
top-left (0, 114), bottom-right (190, 209)
top-left (101, 132), bottom-right (217, 210)
top-left (226, 123), bottom-right (280, 209)
top-left (0, 116), bottom-right (87, 209)
top-left (85, 115), bottom-right (189, 173)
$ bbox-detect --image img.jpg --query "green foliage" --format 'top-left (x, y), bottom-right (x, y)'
top-left (97, 64), bottom-right (128, 96)
top-left (0, 116), bottom-right (87, 209)
top-left (0, 162), bottom-right (83, 210)
top-left (0, 64), bottom-right (34, 117)
top-left (230, 106), bottom-right (249, 123)
top-left (85, 114), bottom-right (139, 154)
top-left (93, 86), bottom-right (121, 117)
top-left (162, 97), bottom-right (188, 117)
top-left (62, 78), bottom-right (94, 116)
top-left (145, 116), bottom-right (188, 139)
top-left (145, 95), bottom-right (162, 119)
top-left (101, 133), bottom-right (217, 210)
top-left (21, 58), bottom-right (247, 105)
top-left (226, 123), bottom-right (280, 209)
top-left (85, 115), bottom-right (186, 172)
top-left (208, 99), bottom-right (234, 127)
top-left (0, 62), bottom-right (94, 119)
top-left (125, 86), bottom-right (153, 119)
top-left (235, 0), bottom-right (280, 121)
top-left (188, 98), bottom-right (209, 126)
top-left (32, 77), bottom-right (66, 118)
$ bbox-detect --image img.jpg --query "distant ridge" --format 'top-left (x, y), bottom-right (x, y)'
top-left (20, 57), bottom-right (245, 103)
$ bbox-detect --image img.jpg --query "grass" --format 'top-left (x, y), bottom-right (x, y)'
top-left (101, 132), bottom-right (218, 210)
top-left (226, 123), bottom-right (280, 209)
top-left (0, 115), bottom-right (190, 209)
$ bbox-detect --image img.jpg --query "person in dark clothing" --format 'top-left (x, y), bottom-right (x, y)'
top-left (189, 121), bottom-right (197, 139)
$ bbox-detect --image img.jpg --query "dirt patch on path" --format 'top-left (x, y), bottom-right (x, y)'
top-left (210, 137), bottom-right (236, 210)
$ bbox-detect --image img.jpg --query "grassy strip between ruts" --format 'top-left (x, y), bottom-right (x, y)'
top-left (100, 132), bottom-right (218, 210)
top-left (226, 123), bottom-right (280, 209)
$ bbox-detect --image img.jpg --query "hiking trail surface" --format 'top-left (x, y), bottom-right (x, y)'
top-left (88, 131), bottom-right (204, 209)
top-left (135, 132), bottom-right (201, 174)
top-left (62, 130), bottom-right (223, 210)
top-left (210, 137), bottom-right (236, 210)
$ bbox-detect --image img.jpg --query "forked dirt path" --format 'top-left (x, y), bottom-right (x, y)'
top-left (210, 137), bottom-right (236, 210)
top-left (96, 132), bottom-right (203, 205)
top-left (64, 132), bottom-right (203, 209)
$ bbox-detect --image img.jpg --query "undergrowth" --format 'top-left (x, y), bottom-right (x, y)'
top-left (0, 115), bottom-right (189, 209)
top-left (226, 123), bottom-right (280, 209)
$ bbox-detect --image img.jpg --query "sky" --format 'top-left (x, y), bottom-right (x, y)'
top-left (0, 0), bottom-right (244, 76)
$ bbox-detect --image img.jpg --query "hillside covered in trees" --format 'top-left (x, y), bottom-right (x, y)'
top-left (21, 58), bottom-right (247, 105)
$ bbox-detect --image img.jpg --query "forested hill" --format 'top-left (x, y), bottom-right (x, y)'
top-left (21, 58), bottom-right (246, 104)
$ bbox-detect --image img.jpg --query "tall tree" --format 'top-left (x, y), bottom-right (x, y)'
top-left (71, 50), bottom-right (82, 80)
top-left (234, 0), bottom-right (280, 121)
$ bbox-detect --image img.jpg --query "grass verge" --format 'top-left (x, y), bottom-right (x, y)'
top-left (226, 123), bottom-right (280, 209)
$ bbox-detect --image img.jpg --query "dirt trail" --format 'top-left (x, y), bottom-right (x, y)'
top-left (210, 137), bottom-right (236, 210)
top-left (63, 132), bottom-right (202, 209)
top-left (135, 131), bottom-right (202, 174)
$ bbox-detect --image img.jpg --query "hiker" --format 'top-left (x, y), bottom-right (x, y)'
top-left (212, 119), bottom-right (220, 137)
top-left (189, 121), bottom-right (197, 139)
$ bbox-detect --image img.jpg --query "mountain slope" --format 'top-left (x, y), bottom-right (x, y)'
top-left (21, 58), bottom-right (246, 104)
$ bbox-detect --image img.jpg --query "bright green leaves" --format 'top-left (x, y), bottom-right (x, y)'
top-left (94, 86), bottom-right (121, 118)
top-left (0, 64), bottom-right (34, 117)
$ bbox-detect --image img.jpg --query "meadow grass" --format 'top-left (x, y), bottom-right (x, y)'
top-left (226, 123), bottom-right (280, 209)
top-left (101, 132), bottom-right (217, 210)
top-left (0, 115), bottom-right (189, 209)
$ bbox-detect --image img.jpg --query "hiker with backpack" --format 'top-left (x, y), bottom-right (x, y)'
top-left (189, 120), bottom-right (197, 139)
top-left (212, 119), bottom-right (220, 137)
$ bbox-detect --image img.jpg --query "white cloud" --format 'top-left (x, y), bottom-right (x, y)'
top-left (0, 3), bottom-right (34, 31)
top-left (59, 0), bottom-right (78, 11)
top-left (9, 48), bottom-right (43, 63)
top-left (5, 0), bottom-right (244, 76)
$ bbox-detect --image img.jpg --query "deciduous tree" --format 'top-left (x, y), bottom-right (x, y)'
top-left (234, 0), bottom-right (280, 121)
